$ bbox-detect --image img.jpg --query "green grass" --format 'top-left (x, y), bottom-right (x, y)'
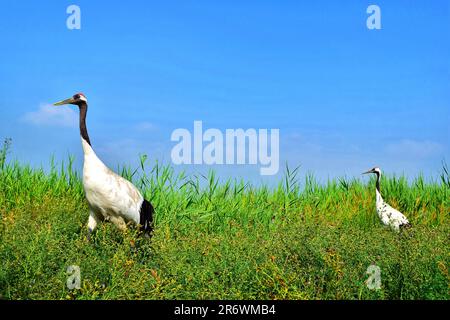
top-left (0, 139), bottom-right (448, 300)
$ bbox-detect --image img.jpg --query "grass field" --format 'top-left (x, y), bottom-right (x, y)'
top-left (0, 139), bottom-right (449, 300)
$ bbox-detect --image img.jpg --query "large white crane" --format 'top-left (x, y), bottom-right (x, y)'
top-left (54, 93), bottom-right (154, 239)
top-left (363, 167), bottom-right (411, 231)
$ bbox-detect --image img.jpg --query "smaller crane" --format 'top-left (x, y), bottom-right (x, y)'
top-left (363, 167), bottom-right (411, 231)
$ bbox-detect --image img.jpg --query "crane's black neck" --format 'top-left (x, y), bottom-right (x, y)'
top-left (375, 172), bottom-right (380, 193)
top-left (78, 102), bottom-right (91, 146)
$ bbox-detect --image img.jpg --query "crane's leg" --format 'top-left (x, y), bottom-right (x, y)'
top-left (87, 210), bottom-right (102, 241)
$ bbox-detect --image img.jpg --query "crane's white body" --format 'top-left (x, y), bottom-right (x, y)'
top-left (375, 189), bottom-right (410, 231)
top-left (82, 138), bottom-right (144, 232)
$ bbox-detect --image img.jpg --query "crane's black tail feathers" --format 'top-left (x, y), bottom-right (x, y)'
top-left (400, 222), bottom-right (412, 230)
top-left (399, 222), bottom-right (413, 238)
top-left (139, 199), bottom-right (154, 237)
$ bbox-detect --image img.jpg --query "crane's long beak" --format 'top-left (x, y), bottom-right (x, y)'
top-left (362, 169), bottom-right (373, 175)
top-left (53, 97), bottom-right (75, 106)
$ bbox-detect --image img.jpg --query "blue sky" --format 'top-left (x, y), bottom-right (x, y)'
top-left (1, 1), bottom-right (449, 184)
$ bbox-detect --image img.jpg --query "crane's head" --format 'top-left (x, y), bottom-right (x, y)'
top-left (362, 167), bottom-right (381, 176)
top-left (53, 93), bottom-right (87, 106)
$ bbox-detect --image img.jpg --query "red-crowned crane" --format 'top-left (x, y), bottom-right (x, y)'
top-left (363, 167), bottom-right (411, 231)
top-left (53, 93), bottom-right (154, 239)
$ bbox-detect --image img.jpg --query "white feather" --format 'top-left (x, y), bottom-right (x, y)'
top-left (375, 189), bottom-right (410, 231)
top-left (81, 138), bottom-right (143, 231)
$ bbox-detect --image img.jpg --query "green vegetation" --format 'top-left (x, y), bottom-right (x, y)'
top-left (0, 139), bottom-right (448, 300)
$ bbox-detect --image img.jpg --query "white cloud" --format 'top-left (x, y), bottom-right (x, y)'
top-left (385, 139), bottom-right (444, 159)
top-left (135, 121), bottom-right (157, 132)
top-left (21, 104), bottom-right (77, 128)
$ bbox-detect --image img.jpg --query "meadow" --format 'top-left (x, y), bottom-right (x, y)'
top-left (0, 139), bottom-right (448, 300)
